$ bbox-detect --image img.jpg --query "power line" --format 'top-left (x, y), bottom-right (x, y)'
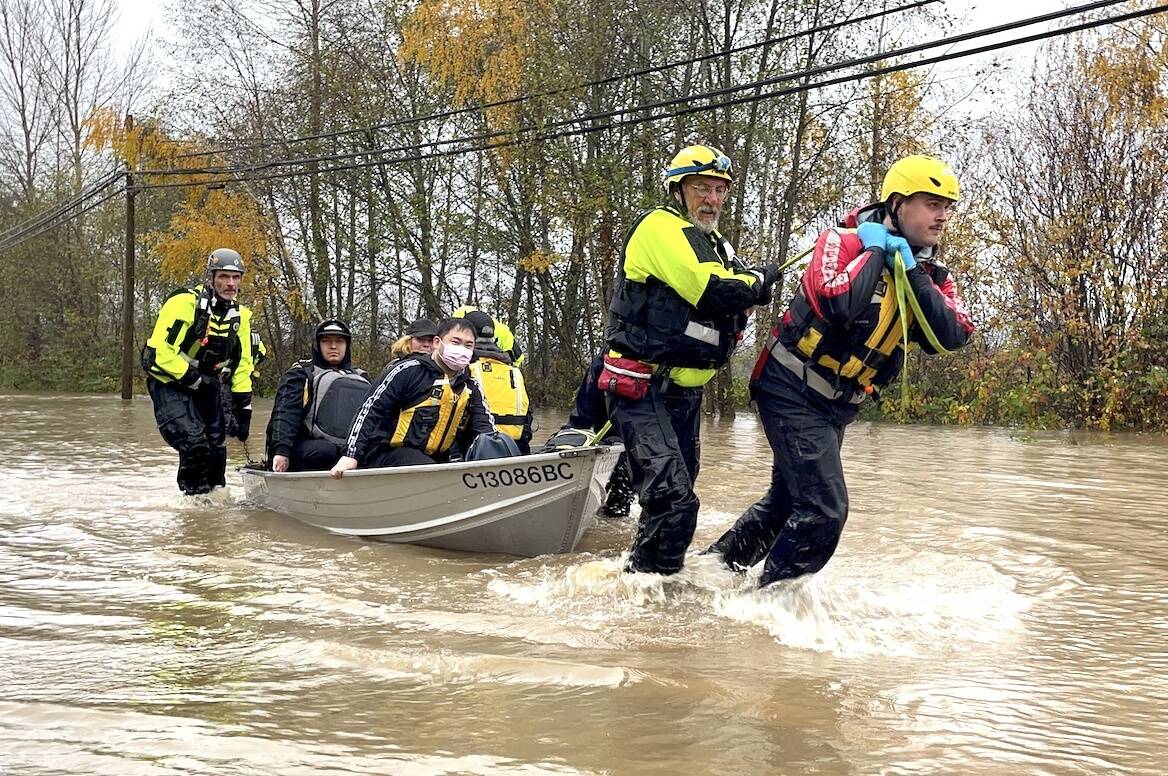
top-left (135, 0), bottom-right (1153, 191)
top-left (175, 0), bottom-right (942, 161)
top-left (0, 170), bottom-right (126, 248)
top-left (142, 0), bottom-right (1133, 180)
top-left (0, 181), bottom-right (126, 252)
top-left (2, 0), bottom-right (1162, 250)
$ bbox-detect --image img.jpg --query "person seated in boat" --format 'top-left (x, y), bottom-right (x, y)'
top-left (265, 318), bottom-right (370, 472)
top-left (388, 318), bottom-right (438, 361)
top-left (329, 317), bottom-right (496, 476)
top-left (453, 305), bottom-right (524, 366)
top-left (458, 309), bottom-right (533, 454)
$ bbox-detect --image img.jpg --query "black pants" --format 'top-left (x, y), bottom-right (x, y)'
top-left (362, 445), bottom-right (438, 468)
top-left (609, 380), bottom-right (703, 575)
top-left (599, 453), bottom-right (635, 518)
top-left (708, 381), bottom-right (853, 586)
top-left (148, 377), bottom-right (227, 495)
top-left (289, 439), bottom-right (343, 472)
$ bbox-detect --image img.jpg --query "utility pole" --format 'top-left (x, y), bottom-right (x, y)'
top-left (120, 114), bottom-right (137, 400)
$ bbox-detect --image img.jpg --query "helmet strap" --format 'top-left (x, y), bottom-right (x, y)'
top-left (669, 182), bottom-right (689, 218)
top-left (887, 194), bottom-right (905, 234)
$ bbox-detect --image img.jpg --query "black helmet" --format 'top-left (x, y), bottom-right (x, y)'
top-left (207, 248), bottom-right (245, 274)
top-left (315, 318), bottom-right (352, 342)
top-left (460, 309), bottom-right (495, 340)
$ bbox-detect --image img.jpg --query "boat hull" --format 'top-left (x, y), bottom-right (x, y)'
top-left (241, 445), bottom-right (623, 557)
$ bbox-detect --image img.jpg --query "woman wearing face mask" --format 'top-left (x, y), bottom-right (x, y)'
top-left (330, 318), bottom-right (496, 476)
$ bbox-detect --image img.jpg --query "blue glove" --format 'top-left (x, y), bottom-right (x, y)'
top-left (885, 236), bottom-right (915, 270)
top-left (856, 222), bottom-right (888, 251)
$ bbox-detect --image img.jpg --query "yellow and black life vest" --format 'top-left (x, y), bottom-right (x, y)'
top-left (469, 358), bottom-right (529, 442)
top-left (775, 269), bottom-right (913, 399)
top-left (141, 285), bottom-right (255, 393)
top-left (389, 376), bottom-right (471, 455)
top-left (607, 206), bottom-right (752, 373)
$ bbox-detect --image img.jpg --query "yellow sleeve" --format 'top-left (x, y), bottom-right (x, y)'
top-left (145, 292), bottom-right (197, 384)
top-left (231, 306), bottom-right (255, 393)
top-left (623, 209), bottom-right (758, 307)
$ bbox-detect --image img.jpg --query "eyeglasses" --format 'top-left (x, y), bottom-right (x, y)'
top-left (686, 181), bottom-right (730, 199)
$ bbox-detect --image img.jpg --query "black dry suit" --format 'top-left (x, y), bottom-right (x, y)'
top-left (264, 320), bottom-right (370, 472)
top-left (345, 353), bottom-right (496, 468)
top-left (605, 205), bottom-right (766, 575)
top-left (143, 284), bottom-right (256, 495)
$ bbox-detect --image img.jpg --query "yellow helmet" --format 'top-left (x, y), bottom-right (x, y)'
top-left (662, 144), bottom-right (733, 191)
top-left (880, 155), bottom-right (961, 203)
top-left (453, 305), bottom-right (524, 366)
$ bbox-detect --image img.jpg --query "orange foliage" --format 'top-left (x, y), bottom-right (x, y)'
top-left (84, 108), bottom-right (273, 287)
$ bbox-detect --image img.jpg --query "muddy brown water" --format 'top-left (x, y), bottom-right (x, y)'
top-left (1, 394), bottom-right (1165, 775)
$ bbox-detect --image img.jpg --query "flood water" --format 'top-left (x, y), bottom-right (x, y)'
top-left (1, 393), bottom-right (1165, 775)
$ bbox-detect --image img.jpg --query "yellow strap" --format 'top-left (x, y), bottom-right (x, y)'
top-left (777, 245), bottom-right (814, 273)
top-left (587, 420), bottom-right (612, 446)
top-left (892, 249), bottom-right (955, 403)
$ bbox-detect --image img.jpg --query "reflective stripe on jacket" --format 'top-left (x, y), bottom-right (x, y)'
top-left (606, 206), bottom-right (761, 387)
top-left (142, 285), bottom-right (254, 393)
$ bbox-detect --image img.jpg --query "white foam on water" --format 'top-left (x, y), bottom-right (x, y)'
top-left (488, 546), bottom-right (1033, 659)
top-left (714, 548), bottom-right (1032, 657)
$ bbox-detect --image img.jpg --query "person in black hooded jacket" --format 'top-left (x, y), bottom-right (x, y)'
top-left (264, 319), bottom-right (370, 472)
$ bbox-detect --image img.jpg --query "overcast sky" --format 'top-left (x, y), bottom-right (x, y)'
top-left (111, 0), bottom-right (1075, 57)
top-left (108, 0), bottom-right (1081, 125)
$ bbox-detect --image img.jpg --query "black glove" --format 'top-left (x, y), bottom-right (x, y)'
top-left (752, 264), bottom-right (782, 305)
top-left (231, 392), bottom-right (253, 442)
top-left (191, 373), bottom-right (217, 392)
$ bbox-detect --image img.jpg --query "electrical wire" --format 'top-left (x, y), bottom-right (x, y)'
top-left (0, 182), bottom-right (127, 252)
top-left (0, 170), bottom-right (126, 246)
top-left (175, 0), bottom-right (942, 161)
top-left (142, 0), bottom-right (1134, 179)
top-left (133, 0), bottom-right (1165, 192)
top-left (1, 0), bottom-right (1161, 249)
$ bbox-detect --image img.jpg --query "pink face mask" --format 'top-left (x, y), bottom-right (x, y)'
top-left (438, 342), bottom-right (473, 371)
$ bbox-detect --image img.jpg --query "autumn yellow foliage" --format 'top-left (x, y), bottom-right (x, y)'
top-left (84, 108), bottom-right (273, 287)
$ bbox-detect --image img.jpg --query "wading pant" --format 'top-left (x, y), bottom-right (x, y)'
top-left (148, 377), bottom-right (227, 495)
top-left (598, 453), bottom-right (635, 519)
top-left (707, 381), bottom-right (854, 587)
top-left (609, 379), bottom-right (703, 575)
top-left (290, 439), bottom-right (344, 472)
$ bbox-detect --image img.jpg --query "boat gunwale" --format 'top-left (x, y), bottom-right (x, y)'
top-left (240, 444), bottom-right (614, 481)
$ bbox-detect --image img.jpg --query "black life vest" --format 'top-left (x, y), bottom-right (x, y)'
top-left (606, 207), bottom-right (746, 369)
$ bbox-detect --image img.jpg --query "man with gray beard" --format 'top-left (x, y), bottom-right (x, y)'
top-left (600, 144), bottom-right (781, 575)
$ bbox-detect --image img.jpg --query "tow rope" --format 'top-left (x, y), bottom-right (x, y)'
top-left (891, 249), bottom-right (955, 404)
top-left (587, 420), bottom-right (612, 446)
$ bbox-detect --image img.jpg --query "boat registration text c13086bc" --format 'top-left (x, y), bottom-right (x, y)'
top-left (462, 463), bottom-right (575, 490)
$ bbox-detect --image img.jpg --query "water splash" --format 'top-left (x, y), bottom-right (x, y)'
top-left (488, 547), bottom-right (1031, 659)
